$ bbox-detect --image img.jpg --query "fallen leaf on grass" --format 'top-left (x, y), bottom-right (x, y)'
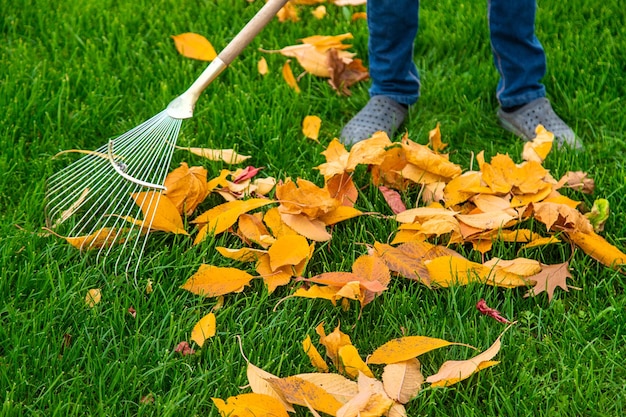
top-left (282, 60), bottom-right (301, 93)
top-left (303, 335), bottom-right (330, 373)
top-left (382, 358), bottom-right (423, 404)
top-left (191, 312), bottom-right (216, 347)
top-left (163, 163), bottom-right (208, 215)
top-left (212, 393), bottom-right (290, 417)
top-left (247, 363), bottom-right (296, 413)
top-left (303, 115), bottom-right (322, 141)
top-left (175, 146), bottom-right (251, 164)
top-left (566, 230), bottom-right (626, 272)
top-left (267, 375), bottom-right (344, 416)
top-left (85, 288), bottom-right (101, 308)
top-left (257, 56), bottom-right (269, 75)
top-left (476, 299), bottom-right (511, 324)
top-left (174, 341), bottom-right (195, 356)
top-left (327, 48), bottom-right (369, 96)
top-left (368, 336), bottom-right (461, 365)
top-left (130, 192), bottom-right (188, 234)
top-left (181, 265), bottom-right (254, 297)
top-left (524, 262), bottom-right (571, 301)
top-left (171, 32), bottom-right (217, 61)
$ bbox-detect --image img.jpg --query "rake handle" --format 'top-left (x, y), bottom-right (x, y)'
top-left (219, 0), bottom-right (289, 65)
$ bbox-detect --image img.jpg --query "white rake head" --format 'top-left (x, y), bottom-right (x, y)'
top-left (44, 0), bottom-right (288, 275)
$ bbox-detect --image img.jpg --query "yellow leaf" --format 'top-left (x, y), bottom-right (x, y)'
top-left (337, 373), bottom-right (394, 417)
top-left (382, 358), bottom-right (423, 404)
top-left (312, 5), bottom-right (326, 19)
top-left (303, 335), bottom-right (329, 373)
top-left (293, 285), bottom-right (338, 303)
top-left (316, 323), bottom-right (352, 369)
top-left (522, 125), bottom-right (554, 162)
top-left (263, 207), bottom-right (299, 238)
top-left (317, 138), bottom-right (350, 179)
top-left (257, 56), bottom-right (269, 75)
top-left (267, 376), bottom-right (344, 416)
top-left (130, 192), bottom-right (188, 234)
top-left (171, 32), bottom-right (217, 61)
top-left (175, 146), bottom-right (251, 164)
top-left (303, 115), bottom-right (322, 142)
top-left (193, 199), bottom-right (275, 244)
top-left (247, 363), bottom-right (296, 413)
top-left (280, 212), bottom-right (332, 241)
top-left (256, 254), bottom-right (293, 293)
top-left (318, 205), bottom-right (362, 226)
top-left (212, 393), bottom-right (289, 417)
top-left (368, 336), bottom-right (456, 365)
top-left (268, 234), bottom-right (311, 271)
top-left (296, 372), bottom-right (358, 404)
top-left (45, 227), bottom-right (125, 251)
top-left (238, 213), bottom-right (276, 248)
top-left (181, 265), bottom-right (254, 297)
top-left (277, 177), bottom-right (340, 218)
top-left (566, 231), bottom-right (626, 272)
top-left (216, 246), bottom-right (267, 262)
top-left (85, 288), bottom-right (101, 308)
top-left (191, 312), bottom-right (216, 348)
top-left (338, 344), bottom-right (374, 379)
top-left (282, 60), bottom-right (301, 93)
top-left (428, 122), bottom-right (447, 153)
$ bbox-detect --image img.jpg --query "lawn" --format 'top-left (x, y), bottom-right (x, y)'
top-left (1, 0), bottom-right (626, 416)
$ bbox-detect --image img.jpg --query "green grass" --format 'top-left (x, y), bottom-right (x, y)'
top-left (2, 0), bottom-right (626, 415)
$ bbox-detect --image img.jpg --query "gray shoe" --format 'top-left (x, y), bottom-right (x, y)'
top-left (497, 97), bottom-right (582, 150)
top-left (340, 95), bottom-right (408, 145)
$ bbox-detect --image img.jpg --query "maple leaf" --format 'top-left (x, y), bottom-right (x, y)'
top-left (524, 262), bottom-right (571, 302)
top-left (317, 139), bottom-right (350, 179)
top-left (556, 171), bottom-right (595, 194)
top-left (521, 125), bottom-right (554, 163)
top-left (171, 32), bottom-right (217, 61)
top-left (327, 48), bottom-right (369, 96)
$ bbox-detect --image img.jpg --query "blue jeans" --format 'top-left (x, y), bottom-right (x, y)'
top-left (367, 0), bottom-right (547, 108)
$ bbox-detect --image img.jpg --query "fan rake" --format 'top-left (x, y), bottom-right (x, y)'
top-left (45, 0), bottom-right (288, 275)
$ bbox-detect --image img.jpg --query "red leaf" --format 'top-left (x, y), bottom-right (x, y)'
top-left (476, 299), bottom-right (511, 324)
top-left (379, 185), bottom-right (407, 214)
top-left (233, 166), bottom-right (263, 184)
top-left (174, 341), bottom-right (195, 356)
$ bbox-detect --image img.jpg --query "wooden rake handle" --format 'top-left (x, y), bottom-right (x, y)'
top-left (219, 0), bottom-right (290, 65)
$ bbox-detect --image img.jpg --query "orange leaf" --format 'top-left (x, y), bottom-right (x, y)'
top-left (46, 227), bottom-right (125, 251)
top-left (256, 253), bottom-right (293, 293)
top-left (191, 312), bottom-right (216, 347)
top-left (216, 246), bottom-right (267, 262)
top-left (282, 60), bottom-right (301, 93)
top-left (318, 205), bottom-right (362, 226)
top-left (238, 213), bottom-right (276, 248)
top-left (317, 139), bottom-right (350, 179)
top-left (316, 323), bottom-right (352, 369)
top-left (303, 115), bottom-right (322, 141)
top-left (263, 207), bottom-right (299, 238)
top-left (277, 178), bottom-right (340, 218)
top-left (280, 212), bottom-right (332, 241)
top-left (171, 32), bottom-right (217, 61)
top-left (257, 56), bottom-right (269, 75)
top-left (163, 163), bottom-right (209, 215)
top-left (428, 122), bottom-right (447, 153)
top-left (181, 265), bottom-right (254, 297)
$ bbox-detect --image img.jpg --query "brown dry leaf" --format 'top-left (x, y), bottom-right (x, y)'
top-left (257, 56), bottom-right (269, 75)
top-left (190, 312), bottom-right (216, 348)
top-left (368, 336), bottom-right (458, 365)
top-left (567, 230), bottom-right (626, 272)
top-left (268, 234), bottom-right (311, 271)
top-left (267, 375), bottom-right (344, 416)
top-left (426, 331), bottom-right (506, 387)
top-left (282, 60), bottom-right (301, 93)
top-left (303, 335), bottom-right (330, 373)
top-left (163, 163), bottom-right (209, 215)
top-left (303, 115), bottom-right (322, 141)
top-left (328, 48), bottom-right (369, 96)
top-left (85, 288), bottom-right (101, 308)
top-left (524, 262), bottom-right (571, 301)
top-left (193, 198), bottom-right (275, 244)
top-left (181, 265), bottom-right (254, 297)
top-left (130, 192), bottom-right (188, 235)
top-left (171, 32), bottom-right (217, 61)
top-left (212, 393), bottom-right (289, 417)
top-left (175, 146), bottom-right (251, 164)
top-left (556, 171), bottom-right (595, 194)
top-left (532, 202), bottom-right (593, 233)
top-left (382, 358), bottom-right (423, 404)
top-left (247, 363), bottom-right (296, 413)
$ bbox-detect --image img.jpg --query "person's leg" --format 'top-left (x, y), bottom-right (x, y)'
top-left (341, 0), bottom-right (419, 145)
top-left (488, 0), bottom-right (580, 148)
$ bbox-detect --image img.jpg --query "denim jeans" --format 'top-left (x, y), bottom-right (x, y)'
top-left (367, 0), bottom-right (547, 108)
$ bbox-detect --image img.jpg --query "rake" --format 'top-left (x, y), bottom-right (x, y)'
top-left (45, 0), bottom-right (289, 275)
